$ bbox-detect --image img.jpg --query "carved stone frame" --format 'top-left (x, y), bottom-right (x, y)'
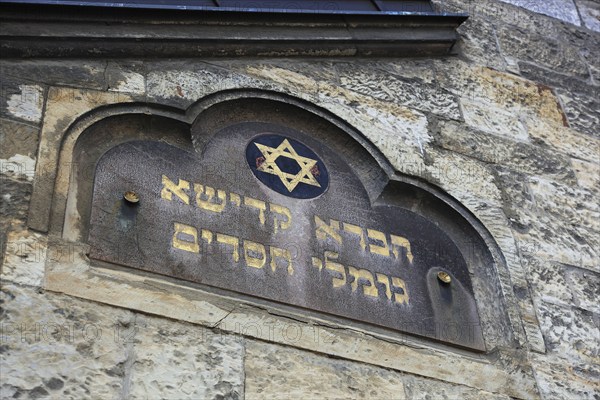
top-left (29, 87), bottom-right (539, 398)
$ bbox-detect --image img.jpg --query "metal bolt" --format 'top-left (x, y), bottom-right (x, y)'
top-left (123, 191), bottom-right (140, 204)
top-left (437, 271), bottom-right (451, 284)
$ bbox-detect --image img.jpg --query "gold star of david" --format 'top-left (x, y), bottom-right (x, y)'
top-left (254, 139), bottom-right (321, 192)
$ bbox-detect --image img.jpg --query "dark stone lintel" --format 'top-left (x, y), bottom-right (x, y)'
top-left (0, 3), bottom-right (467, 58)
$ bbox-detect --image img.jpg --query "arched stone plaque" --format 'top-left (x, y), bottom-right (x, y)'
top-left (88, 115), bottom-right (486, 351)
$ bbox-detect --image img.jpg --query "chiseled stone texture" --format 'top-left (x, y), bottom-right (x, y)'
top-left (531, 354), bottom-right (600, 400)
top-left (335, 64), bottom-right (462, 120)
top-left (434, 120), bottom-right (576, 183)
top-left (404, 375), bottom-right (511, 400)
top-left (0, 283), bottom-right (131, 399)
top-left (556, 89), bottom-right (600, 138)
top-left (495, 168), bottom-right (599, 270)
top-left (0, 224), bottom-right (47, 287)
top-left (0, 284), bottom-right (246, 400)
top-left (576, 0), bottom-right (600, 32)
top-left (497, 0), bottom-right (581, 26)
top-left (245, 340), bottom-right (406, 400)
top-left (128, 314), bottom-right (244, 400)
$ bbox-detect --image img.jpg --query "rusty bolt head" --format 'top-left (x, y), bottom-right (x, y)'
top-left (437, 271), bottom-right (451, 284)
top-left (123, 191), bottom-right (140, 204)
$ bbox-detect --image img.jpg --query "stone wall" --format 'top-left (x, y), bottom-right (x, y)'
top-left (1, 0), bottom-right (599, 398)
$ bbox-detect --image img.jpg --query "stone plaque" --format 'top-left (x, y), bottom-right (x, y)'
top-left (88, 122), bottom-right (485, 351)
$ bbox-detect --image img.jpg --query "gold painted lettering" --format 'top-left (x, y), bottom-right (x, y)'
top-left (391, 234), bottom-right (414, 264)
top-left (270, 246), bottom-right (293, 275)
top-left (270, 203), bottom-right (292, 234)
top-left (201, 229), bottom-right (213, 244)
top-left (376, 273), bottom-right (392, 300)
top-left (314, 216), bottom-right (342, 244)
top-left (216, 233), bottom-right (239, 263)
top-left (367, 229), bottom-right (389, 257)
top-left (348, 266), bottom-right (378, 297)
top-left (343, 223), bottom-right (366, 251)
top-left (194, 184), bottom-right (226, 212)
top-left (311, 257), bottom-right (323, 270)
top-left (172, 222), bottom-right (199, 253)
top-left (391, 276), bottom-right (409, 304)
top-left (244, 197), bottom-right (267, 225)
top-left (243, 240), bottom-right (266, 269)
top-left (324, 251), bottom-right (346, 288)
top-left (161, 175), bottom-right (190, 204)
top-left (229, 192), bottom-right (241, 207)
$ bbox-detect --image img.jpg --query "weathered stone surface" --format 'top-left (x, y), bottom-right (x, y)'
top-left (404, 375), bottom-right (510, 400)
top-left (460, 97), bottom-right (528, 141)
top-left (565, 267), bottom-right (600, 313)
top-left (0, 223), bottom-right (47, 287)
top-left (454, 17), bottom-right (506, 70)
top-left (571, 158), bottom-right (600, 195)
top-left (523, 256), bottom-right (574, 307)
top-left (245, 340), bottom-right (406, 400)
top-left (556, 89), bottom-right (600, 138)
top-left (497, 26), bottom-right (589, 79)
top-left (0, 60), bottom-right (106, 91)
top-left (0, 283), bottom-right (131, 399)
top-left (531, 353), bottom-right (600, 399)
top-left (495, 168), bottom-right (599, 270)
top-left (436, 61), bottom-right (566, 129)
top-left (434, 0), bottom-right (561, 38)
top-left (128, 315), bottom-right (244, 400)
top-left (0, 179), bottom-right (33, 278)
top-left (0, 118), bottom-right (38, 161)
top-left (517, 62), bottom-right (594, 95)
top-left (524, 117), bottom-right (600, 164)
top-left (577, 0), bottom-right (600, 32)
top-left (0, 78), bottom-right (44, 124)
top-left (336, 64), bottom-right (462, 120)
top-left (434, 120), bottom-right (576, 182)
top-left (354, 59), bottom-right (436, 82)
top-left (497, 0), bottom-right (581, 26)
top-left (537, 300), bottom-right (599, 364)
top-left (106, 61), bottom-right (146, 95)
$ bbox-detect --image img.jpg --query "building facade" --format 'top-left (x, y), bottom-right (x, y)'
top-left (0, 0), bottom-right (599, 398)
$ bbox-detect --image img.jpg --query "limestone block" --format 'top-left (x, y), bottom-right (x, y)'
top-left (1, 224), bottom-right (47, 287)
top-left (0, 284), bottom-right (131, 399)
top-left (0, 118), bottom-right (39, 161)
top-left (128, 315), bottom-right (244, 400)
top-left (1, 78), bottom-right (44, 124)
top-left (454, 17), bottom-right (507, 71)
top-left (531, 353), bottom-right (600, 399)
top-left (436, 61), bottom-right (566, 131)
top-left (536, 300), bottom-right (599, 364)
top-left (524, 117), bottom-right (600, 164)
top-left (576, 0), bottom-right (600, 32)
top-left (565, 267), bottom-right (600, 313)
top-left (517, 61), bottom-right (593, 95)
top-left (404, 375), bottom-right (511, 400)
top-left (556, 89), bottom-right (600, 138)
top-left (0, 60), bottom-right (106, 91)
top-left (245, 340), bottom-right (406, 400)
top-left (523, 256), bottom-right (574, 307)
top-left (495, 169), bottom-right (599, 270)
top-left (435, 120), bottom-right (576, 182)
top-left (571, 158), bottom-right (600, 196)
top-left (460, 97), bottom-right (528, 141)
top-left (496, 26), bottom-right (589, 79)
top-left (106, 61), bottom-right (146, 95)
top-left (335, 64), bottom-right (462, 120)
top-left (497, 0), bottom-right (581, 26)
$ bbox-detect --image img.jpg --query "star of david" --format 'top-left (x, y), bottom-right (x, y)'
top-left (254, 139), bottom-right (321, 192)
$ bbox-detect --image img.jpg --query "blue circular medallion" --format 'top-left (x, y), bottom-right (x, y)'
top-left (246, 134), bottom-right (329, 199)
